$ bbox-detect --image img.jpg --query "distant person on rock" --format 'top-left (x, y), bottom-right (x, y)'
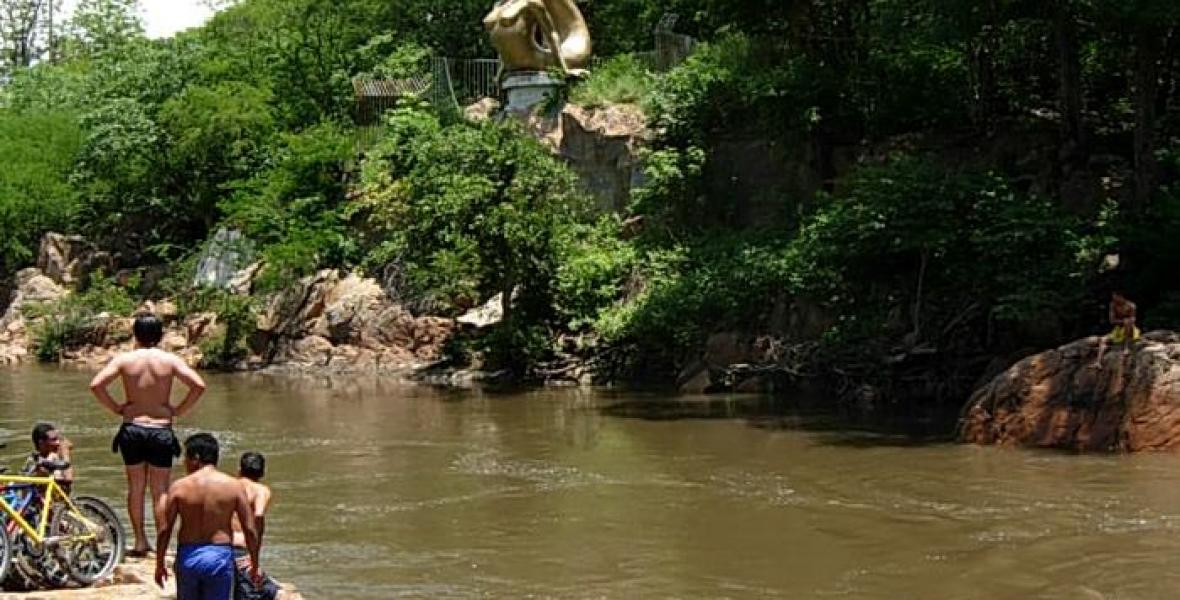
top-left (89, 312), bottom-right (207, 557)
top-left (232, 452), bottom-right (290, 600)
top-left (1095, 290), bottom-right (1139, 368)
top-left (156, 433), bottom-right (261, 600)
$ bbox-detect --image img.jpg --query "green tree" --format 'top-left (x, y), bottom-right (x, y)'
top-left (0, 0), bottom-right (61, 72)
top-left (355, 106), bottom-right (587, 370)
top-left (60, 0), bottom-right (143, 60)
top-left (0, 109), bottom-right (82, 273)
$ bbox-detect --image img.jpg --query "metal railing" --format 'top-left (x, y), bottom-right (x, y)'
top-left (431, 57), bottom-right (500, 109)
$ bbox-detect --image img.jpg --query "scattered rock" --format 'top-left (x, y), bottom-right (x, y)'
top-left (464, 97), bottom-right (501, 122)
top-left (0, 268), bottom-right (69, 365)
top-left (456, 293), bottom-right (505, 329)
top-left (137, 300), bottom-right (179, 324)
top-left (1, 264), bottom-right (455, 375)
top-left (273, 335), bottom-right (334, 368)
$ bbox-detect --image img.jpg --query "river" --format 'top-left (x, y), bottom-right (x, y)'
top-left (3, 365), bottom-right (1180, 598)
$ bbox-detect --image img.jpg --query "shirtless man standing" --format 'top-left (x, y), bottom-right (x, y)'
top-left (156, 433), bottom-right (261, 600)
top-left (89, 312), bottom-right (207, 556)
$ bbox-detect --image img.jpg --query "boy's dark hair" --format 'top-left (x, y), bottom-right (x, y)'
top-left (240, 452), bottom-right (265, 480)
top-left (133, 313), bottom-right (164, 347)
top-left (184, 433), bottom-right (220, 466)
top-left (31, 422), bottom-right (57, 447)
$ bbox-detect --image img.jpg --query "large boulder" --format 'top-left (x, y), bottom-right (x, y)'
top-left (959, 331), bottom-right (1180, 452)
top-left (1, 268), bottom-right (67, 326)
top-left (261, 270), bottom-right (454, 371)
top-left (36, 232), bottom-right (114, 288)
top-left (0, 268), bottom-right (69, 364)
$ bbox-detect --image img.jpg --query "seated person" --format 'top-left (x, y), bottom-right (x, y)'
top-left (22, 422), bottom-right (74, 494)
top-left (232, 452), bottom-right (291, 600)
top-left (1095, 290), bottom-right (1140, 367)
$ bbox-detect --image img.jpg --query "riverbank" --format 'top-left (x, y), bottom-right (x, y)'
top-left (0, 555), bottom-right (302, 599)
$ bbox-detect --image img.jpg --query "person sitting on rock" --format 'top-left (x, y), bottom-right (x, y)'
top-left (22, 422), bottom-right (74, 494)
top-left (231, 452), bottom-right (291, 600)
top-left (1095, 290), bottom-right (1139, 368)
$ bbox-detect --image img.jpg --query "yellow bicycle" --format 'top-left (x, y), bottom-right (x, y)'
top-left (0, 460), bottom-right (125, 589)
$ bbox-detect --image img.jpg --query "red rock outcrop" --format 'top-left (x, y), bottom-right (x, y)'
top-left (959, 331), bottom-right (1180, 452)
top-left (258, 270), bottom-right (453, 372)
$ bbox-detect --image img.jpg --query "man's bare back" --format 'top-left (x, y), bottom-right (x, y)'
top-left (90, 347), bottom-right (206, 425)
top-left (167, 468), bottom-right (251, 545)
top-left (156, 434), bottom-right (260, 593)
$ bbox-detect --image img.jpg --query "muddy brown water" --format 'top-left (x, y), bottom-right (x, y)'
top-left (3, 365), bottom-right (1180, 599)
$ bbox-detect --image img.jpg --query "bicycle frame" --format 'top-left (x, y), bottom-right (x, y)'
top-left (0, 475), bottom-right (97, 546)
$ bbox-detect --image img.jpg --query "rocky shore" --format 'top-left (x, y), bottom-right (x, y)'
top-left (0, 235), bottom-right (455, 375)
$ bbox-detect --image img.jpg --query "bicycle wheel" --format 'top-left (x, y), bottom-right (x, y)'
top-left (49, 495), bottom-right (125, 586)
top-left (0, 526), bottom-right (10, 587)
top-left (4, 540), bottom-right (43, 591)
top-left (21, 533), bottom-right (72, 590)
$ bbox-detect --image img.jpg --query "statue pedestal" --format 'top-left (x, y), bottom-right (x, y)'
top-left (501, 71), bottom-right (563, 115)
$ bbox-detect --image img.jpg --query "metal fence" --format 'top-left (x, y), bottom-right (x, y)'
top-left (651, 16), bottom-right (693, 72)
top-left (431, 57), bottom-right (500, 110)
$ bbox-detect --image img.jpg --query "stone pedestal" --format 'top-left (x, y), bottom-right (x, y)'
top-left (501, 71), bottom-right (563, 115)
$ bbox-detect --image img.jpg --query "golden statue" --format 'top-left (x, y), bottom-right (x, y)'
top-left (483, 0), bottom-right (592, 77)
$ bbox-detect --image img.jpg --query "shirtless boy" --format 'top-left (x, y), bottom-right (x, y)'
top-left (156, 433), bottom-right (260, 600)
top-left (89, 312), bottom-right (207, 556)
top-left (232, 452), bottom-right (289, 600)
top-left (1095, 290), bottom-right (1139, 367)
top-left (24, 422), bottom-right (74, 493)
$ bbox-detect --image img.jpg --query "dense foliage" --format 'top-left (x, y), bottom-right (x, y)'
top-left (0, 0), bottom-right (1178, 400)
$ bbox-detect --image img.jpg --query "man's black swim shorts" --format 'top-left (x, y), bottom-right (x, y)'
top-left (111, 423), bottom-right (181, 468)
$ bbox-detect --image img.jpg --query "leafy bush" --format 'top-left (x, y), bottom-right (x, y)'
top-left (71, 98), bottom-right (165, 255)
top-left (25, 273), bottom-right (137, 362)
top-left (221, 121), bottom-right (357, 290)
top-left (591, 234), bottom-right (792, 369)
top-left (784, 158), bottom-right (1093, 350)
top-left (570, 54), bottom-right (653, 108)
top-left (645, 34), bottom-right (824, 146)
top-left (355, 104), bottom-right (588, 371)
top-left (554, 216), bottom-right (638, 332)
top-left (356, 105), bottom-right (585, 312)
top-left (579, 157), bottom-right (1096, 381)
top-left (181, 288), bottom-right (257, 369)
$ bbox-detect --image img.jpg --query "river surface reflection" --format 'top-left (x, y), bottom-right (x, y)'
top-left (3, 365), bottom-right (1180, 598)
